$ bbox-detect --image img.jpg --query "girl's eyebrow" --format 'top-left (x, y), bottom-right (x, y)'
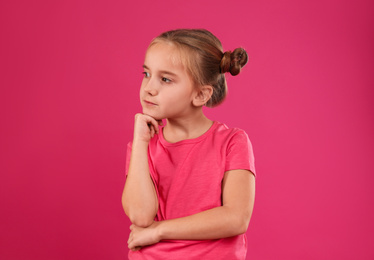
top-left (143, 64), bottom-right (178, 77)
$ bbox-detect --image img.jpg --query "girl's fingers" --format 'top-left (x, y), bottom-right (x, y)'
top-left (134, 113), bottom-right (163, 141)
top-left (128, 239), bottom-right (142, 251)
top-left (149, 124), bottom-right (155, 137)
top-left (143, 114), bottom-right (161, 134)
top-left (149, 120), bottom-right (159, 135)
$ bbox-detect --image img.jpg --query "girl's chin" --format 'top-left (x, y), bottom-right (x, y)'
top-left (142, 111), bottom-right (164, 121)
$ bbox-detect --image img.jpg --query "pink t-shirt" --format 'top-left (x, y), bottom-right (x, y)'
top-left (125, 121), bottom-right (256, 260)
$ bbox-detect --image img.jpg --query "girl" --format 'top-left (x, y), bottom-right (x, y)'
top-left (122, 29), bottom-right (256, 260)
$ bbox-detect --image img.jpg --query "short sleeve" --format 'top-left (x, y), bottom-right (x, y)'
top-left (125, 142), bottom-right (132, 176)
top-left (225, 130), bottom-right (256, 176)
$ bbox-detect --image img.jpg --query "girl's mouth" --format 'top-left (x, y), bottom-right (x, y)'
top-left (144, 100), bottom-right (157, 106)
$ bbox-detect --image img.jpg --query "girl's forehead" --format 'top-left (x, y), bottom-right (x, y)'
top-left (145, 42), bottom-right (185, 69)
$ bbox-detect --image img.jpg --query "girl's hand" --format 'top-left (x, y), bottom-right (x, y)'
top-left (133, 113), bottom-right (163, 144)
top-left (127, 222), bottom-right (161, 251)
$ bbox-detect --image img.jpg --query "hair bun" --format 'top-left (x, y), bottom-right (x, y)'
top-left (219, 48), bottom-right (248, 76)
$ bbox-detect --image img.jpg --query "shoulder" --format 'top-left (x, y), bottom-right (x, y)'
top-left (215, 123), bottom-right (256, 175)
top-left (212, 122), bottom-right (254, 158)
top-left (213, 122), bottom-right (251, 144)
top-left (214, 121), bottom-right (247, 134)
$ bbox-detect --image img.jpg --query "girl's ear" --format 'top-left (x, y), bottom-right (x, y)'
top-left (193, 85), bottom-right (213, 107)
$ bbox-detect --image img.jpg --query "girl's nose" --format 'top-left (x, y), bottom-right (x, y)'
top-left (143, 78), bottom-right (158, 96)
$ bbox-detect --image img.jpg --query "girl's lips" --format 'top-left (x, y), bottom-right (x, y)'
top-left (144, 100), bottom-right (157, 106)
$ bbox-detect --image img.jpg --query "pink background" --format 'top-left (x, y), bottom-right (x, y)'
top-left (1, 0), bottom-right (373, 259)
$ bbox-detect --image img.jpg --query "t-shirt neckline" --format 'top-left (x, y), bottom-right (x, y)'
top-left (158, 121), bottom-right (218, 146)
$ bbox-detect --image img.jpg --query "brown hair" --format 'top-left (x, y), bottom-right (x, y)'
top-left (149, 29), bottom-right (248, 107)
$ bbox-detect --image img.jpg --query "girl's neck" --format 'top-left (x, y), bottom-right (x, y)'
top-left (163, 112), bottom-right (213, 143)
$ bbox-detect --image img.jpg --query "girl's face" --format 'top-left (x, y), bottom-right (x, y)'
top-left (140, 42), bottom-right (198, 120)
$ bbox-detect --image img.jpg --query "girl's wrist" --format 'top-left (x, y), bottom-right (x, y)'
top-left (155, 221), bottom-right (165, 241)
top-left (132, 138), bottom-right (150, 148)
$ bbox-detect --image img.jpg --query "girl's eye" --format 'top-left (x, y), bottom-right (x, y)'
top-left (142, 72), bottom-right (150, 78)
top-left (161, 77), bottom-right (171, 83)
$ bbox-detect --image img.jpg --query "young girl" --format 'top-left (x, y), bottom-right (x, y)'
top-left (122, 29), bottom-right (256, 260)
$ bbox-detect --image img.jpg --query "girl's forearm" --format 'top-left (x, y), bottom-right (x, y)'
top-left (157, 205), bottom-right (251, 240)
top-left (122, 141), bottom-right (158, 227)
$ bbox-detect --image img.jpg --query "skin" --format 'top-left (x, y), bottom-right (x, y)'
top-left (122, 41), bottom-right (256, 251)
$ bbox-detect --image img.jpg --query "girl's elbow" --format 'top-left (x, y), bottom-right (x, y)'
top-left (122, 201), bottom-right (157, 227)
top-left (129, 215), bottom-right (154, 228)
top-left (124, 206), bottom-right (155, 228)
top-left (122, 198), bottom-right (130, 216)
top-left (124, 207), bottom-right (155, 227)
top-left (235, 213), bottom-right (252, 235)
top-left (238, 218), bottom-right (250, 234)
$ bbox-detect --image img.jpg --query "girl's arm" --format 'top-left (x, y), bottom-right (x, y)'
top-left (122, 113), bottom-right (161, 227)
top-left (127, 169), bottom-right (255, 250)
